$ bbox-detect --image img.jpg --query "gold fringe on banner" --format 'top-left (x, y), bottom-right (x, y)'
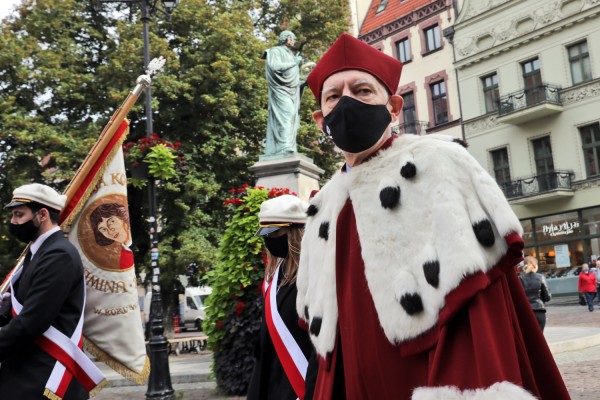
top-left (84, 338), bottom-right (150, 385)
top-left (61, 124), bottom-right (130, 231)
top-left (43, 388), bottom-right (63, 400)
top-left (89, 379), bottom-right (109, 398)
top-left (43, 379), bottom-right (109, 400)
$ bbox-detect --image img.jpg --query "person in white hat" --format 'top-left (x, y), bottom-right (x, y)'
top-left (0, 183), bottom-right (89, 399)
top-left (247, 194), bottom-right (315, 400)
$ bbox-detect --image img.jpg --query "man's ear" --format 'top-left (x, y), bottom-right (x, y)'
top-left (313, 109), bottom-right (325, 132)
top-left (389, 94), bottom-right (404, 123)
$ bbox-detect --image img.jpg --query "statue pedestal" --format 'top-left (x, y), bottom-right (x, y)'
top-left (249, 153), bottom-right (324, 201)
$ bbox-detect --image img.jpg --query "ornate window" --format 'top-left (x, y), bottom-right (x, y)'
top-left (424, 24), bottom-right (441, 52)
top-left (522, 58), bottom-right (543, 106)
top-left (396, 38), bottom-right (411, 63)
top-left (403, 92), bottom-right (416, 125)
top-left (532, 136), bottom-right (555, 191)
top-left (580, 123), bottom-right (600, 177)
top-left (481, 73), bottom-right (499, 113)
top-left (491, 147), bottom-right (511, 187)
top-left (430, 81), bottom-right (447, 125)
top-left (568, 41), bottom-right (592, 85)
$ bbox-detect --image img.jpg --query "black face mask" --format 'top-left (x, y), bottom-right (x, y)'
top-left (9, 215), bottom-right (40, 244)
top-left (264, 235), bottom-right (288, 258)
top-left (323, 96), bottom-right (392, 154)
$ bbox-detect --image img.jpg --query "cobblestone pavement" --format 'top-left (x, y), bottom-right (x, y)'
top-left (95, 298), bottom-right (600, 399)
top-left (547, 298), bottom-right (600, 400)
top-left (95, 382), bottom-right (240, 400)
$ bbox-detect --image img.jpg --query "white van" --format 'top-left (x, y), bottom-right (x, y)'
top-left (180, 286), bottom-right (212, 331)
top-left (143, 286), bottom-right (212, 332)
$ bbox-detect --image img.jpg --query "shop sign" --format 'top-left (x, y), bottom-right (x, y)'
top-left (542, 221), bottom-right (579, 237)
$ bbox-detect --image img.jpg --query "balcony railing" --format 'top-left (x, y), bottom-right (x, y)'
top-left (499, 170), bottom-right (574, 199)
top-left (497, 83), bottom-right (562, 116)
top-left (395, 120), bottom-right (430, 135)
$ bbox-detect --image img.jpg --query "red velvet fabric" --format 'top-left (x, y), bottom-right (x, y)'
top-left (311, 200), bottom-right (569, 400)
top-left (306, 34), bottom-right (403, 104)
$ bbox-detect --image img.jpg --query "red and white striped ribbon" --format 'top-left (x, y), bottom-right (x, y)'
top-left (10, 268), bottom-right (105, 399)
top-left (263, 260), bottom-right (308, 400)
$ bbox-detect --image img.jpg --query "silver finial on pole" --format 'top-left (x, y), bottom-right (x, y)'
top-left (134, 57), bottom-right (166, 95)
top-left (146, 56), bottom-right (166, 77)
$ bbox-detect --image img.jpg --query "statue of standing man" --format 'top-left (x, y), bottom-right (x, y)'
top-left (263, 31), bottom-right (303, 156)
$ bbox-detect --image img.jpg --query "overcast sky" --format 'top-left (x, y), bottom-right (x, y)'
top-left (0, 0), bottom-right (21, 21)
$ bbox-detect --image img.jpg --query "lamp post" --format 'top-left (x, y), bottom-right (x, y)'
top-left (96, 1), bottom-right (178, 399)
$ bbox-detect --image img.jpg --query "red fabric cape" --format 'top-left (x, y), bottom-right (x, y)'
top-left (311, 200), bottom-right (569, 400)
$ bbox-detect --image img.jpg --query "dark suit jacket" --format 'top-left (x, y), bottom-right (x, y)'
top-left (0, 230), bottom-right (88, 399)
top-left (247, 275), bottom-right (314, 400)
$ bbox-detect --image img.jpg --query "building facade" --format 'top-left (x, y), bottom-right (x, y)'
top-left (358, 0), bottom-right (463, 138)
top-left (453, 0), bottom-right (600, 291)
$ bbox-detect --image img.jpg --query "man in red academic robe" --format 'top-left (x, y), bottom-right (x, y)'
top-left (296, 33), bottom-right (570, 400)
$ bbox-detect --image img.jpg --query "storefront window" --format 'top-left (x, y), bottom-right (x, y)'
top-left (519, 209), bottom-right (600, 286)
top-left (535, 212), bottom-right (580, 243)
top-left (583, 237), bottom-right (600, 265)
top-left (537, 241), bottom-right (583, 276)
top-left (523, 247), bottom-right (536, 258)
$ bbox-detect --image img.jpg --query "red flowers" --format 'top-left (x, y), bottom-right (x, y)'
top-left (222, 197), bottom-right (242, 206)
top-left (235, 301), bottom-right (245, 316)
top-left (268, 187), bottom-right (297, 198)
top-left (122, 133), bottom-right (184, 167)
top-left (223, 185), bottom-right (298, 207)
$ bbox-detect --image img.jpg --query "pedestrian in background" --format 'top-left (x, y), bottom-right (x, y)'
top-left (247, 195), bottom-right (314, 400)
top-left (595, 260), bottom-right (600, 304)
top-left (578, 263), bottom-right (597, 312)
top-left (519, 256), bottom-right (551, 331)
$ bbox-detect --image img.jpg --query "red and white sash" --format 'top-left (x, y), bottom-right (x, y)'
top-left (263, 260), bottom-right (308, 400)
top-left (10, 268), bottom-right (106, 399)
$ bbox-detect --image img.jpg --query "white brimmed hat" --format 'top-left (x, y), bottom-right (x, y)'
top-left (255, 194), bottom-right (307, 236)
top-left (5, 183), bottom-right (66, 212)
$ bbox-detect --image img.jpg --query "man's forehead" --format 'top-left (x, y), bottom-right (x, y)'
top-left (10, 205), bottom-right (32, 214)
top-left (322, 70), bottom-right (383, 90)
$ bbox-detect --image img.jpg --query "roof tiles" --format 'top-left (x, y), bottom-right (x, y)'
top-left (360, 0), bottom-right (433, 37)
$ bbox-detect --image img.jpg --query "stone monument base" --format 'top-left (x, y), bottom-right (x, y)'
top-left (249, 153), bottom-right (324, 201)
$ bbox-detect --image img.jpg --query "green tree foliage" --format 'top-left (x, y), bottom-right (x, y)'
top-left (0, 0), bottom-right (113, 267)
top-left (0, 0), bottom-right (348, 310)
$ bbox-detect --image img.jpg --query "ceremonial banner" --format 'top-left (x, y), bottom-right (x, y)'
top-left (60, 120), bottom-right (149, 384)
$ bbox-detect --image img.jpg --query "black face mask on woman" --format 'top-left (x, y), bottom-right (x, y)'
top-left (9, 214), bottom-right (41, 244)
top-left (264, 235), bottom-right (288, 258)
top-left (323, 95), bottom-right (392, 154)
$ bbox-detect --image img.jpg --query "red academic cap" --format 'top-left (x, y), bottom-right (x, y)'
top-left (307, 33), bottom-right (403, 105)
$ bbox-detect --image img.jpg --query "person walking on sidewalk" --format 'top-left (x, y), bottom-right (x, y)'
top-left (247, 195), bottom-right (314, 400)
top-left (595, 260), bottom-right (600, 305)
top-left (578, 263), bottom-right (597, 312)
top-left (519, 256), bottom-right (551, 331)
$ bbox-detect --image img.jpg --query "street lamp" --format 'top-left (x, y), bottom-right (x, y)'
top-left (96, 1), bottom-right (178, 399)
top-left (161, 0), bottom-right (179, 13)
